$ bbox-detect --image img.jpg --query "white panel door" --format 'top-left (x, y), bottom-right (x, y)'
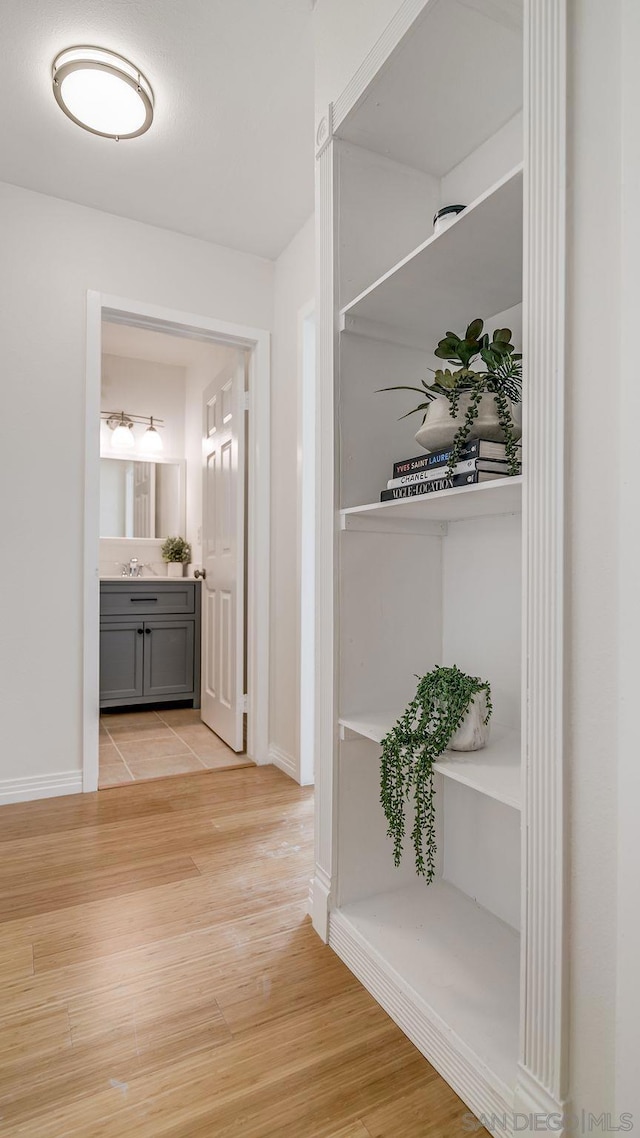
top-left (201, 355), bottom-right (246, 751)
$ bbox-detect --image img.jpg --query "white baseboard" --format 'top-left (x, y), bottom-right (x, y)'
top-left (0, 771), bottom-right (83, 806)
top-left (514, 1067), bottom-right (568, 1136)
top-left (309, 868), bottom-right (332, 941)
top-left (268, 744), bottom-right (298, 782)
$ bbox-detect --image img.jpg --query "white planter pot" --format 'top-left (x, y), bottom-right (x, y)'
top-left (448, 691), bottom-right (490, 752)
top-left (167, 562), bottom-right (184, 578)
top-left (415, 392), bottom-right (522, 453)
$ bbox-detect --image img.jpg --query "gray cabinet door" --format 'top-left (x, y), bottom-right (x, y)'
top-left (143, 620), bottom-right (195, 697)
top-left (100, 622), bottom-right (144, 702)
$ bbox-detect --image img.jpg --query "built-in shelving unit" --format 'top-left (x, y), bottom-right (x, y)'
top-left (339, 715), bottom-right (521, 811)
top-left (340, 165), bottom-right (523, 349)
top-left (311, 0), bottom-right (567, 1126)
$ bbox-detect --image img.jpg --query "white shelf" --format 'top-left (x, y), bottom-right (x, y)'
top-left (336, 0), bottom-right (522, 176)
top-left (341, 476), bottom-right (522, 529)
top-left (340, 166), bottom-right (523, 348)
top-left (330, 880), bottom-right (520, 1098)
top-left (339, 715), bottom-right (521, 811)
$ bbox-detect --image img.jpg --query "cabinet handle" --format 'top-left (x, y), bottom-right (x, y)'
top-left (137, 628), bottom-right (143, 635)
top-left (145, 628), bottom-right (152, 635)
top-left (132, 597), bottom-right (158, 602)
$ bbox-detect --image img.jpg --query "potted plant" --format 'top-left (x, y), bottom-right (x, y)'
top-left (161, 536), bottom-right (191, 578)
top-left (379, 319), bottom-right (522, 476)
top-left (380, 665), bottom-right (492, 882)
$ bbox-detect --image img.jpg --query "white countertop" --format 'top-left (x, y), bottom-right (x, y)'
top-left (100, 576), bottom-right (201, 582)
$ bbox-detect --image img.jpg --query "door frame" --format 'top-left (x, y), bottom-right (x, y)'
top-left (83, 291), bottom-right (271, 792)
top-left (297, 299), bottom-right (316, 787)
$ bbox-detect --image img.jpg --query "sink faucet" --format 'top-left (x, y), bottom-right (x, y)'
top-left (121, 558), bottom-right (142, 578)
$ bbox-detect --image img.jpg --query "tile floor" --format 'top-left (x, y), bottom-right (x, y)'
top-left (99, 708), bottom-right (252, 788)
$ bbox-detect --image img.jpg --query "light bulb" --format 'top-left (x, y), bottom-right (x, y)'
top-left (141, 424), bottom-right (163, 453)
top-left (111, 422), bottom-right (134, 451)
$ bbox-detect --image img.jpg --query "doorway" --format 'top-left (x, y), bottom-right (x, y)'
top-left (84, 293), bottom-right (270, 792)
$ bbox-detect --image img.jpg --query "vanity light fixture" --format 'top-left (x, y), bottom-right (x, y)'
top-left (140, 416), bottom-right (164, 454)
top-left (52, 47), bottom-right (154, 140)
top-left (102, 411), bottom-right (164, 452)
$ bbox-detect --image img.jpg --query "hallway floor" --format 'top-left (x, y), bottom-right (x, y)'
top-left (0, 766), bottom-right (486, 1137)
top-left (99, 707), bottom-right (252, 787)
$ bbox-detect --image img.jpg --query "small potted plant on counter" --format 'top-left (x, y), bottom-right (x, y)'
top-left (378, 318), bottom-right (522, 476)
top-left (380, 665), bottom-right (492, 882)
top-left (161, 536), bottom-right (191, 578)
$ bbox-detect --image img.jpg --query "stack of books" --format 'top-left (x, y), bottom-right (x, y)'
top-left (380, 438), bottom-right (522, 502)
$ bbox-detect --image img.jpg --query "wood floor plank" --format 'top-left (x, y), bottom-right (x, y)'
top-left (0, 856), bottom-right (202, 922)
top-left (0, 765), bottom-right (487, 1138)
top-left (324, 1126), bottom-right (371, 1138)
top-left (0, 941), bottom-right (33, 980)
top-left (0, 993), bottom-right (407, 1137)
top-left (361, 1079), bottom-right (477, 1137)
top-left (0, 1004), bottom-right (71, 1063)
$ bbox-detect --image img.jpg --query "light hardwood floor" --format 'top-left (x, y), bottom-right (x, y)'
top-left (0, 766), bottom-right (486, 1136)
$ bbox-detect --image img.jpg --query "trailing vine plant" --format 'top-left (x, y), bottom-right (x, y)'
top-left (378, 318), bottom-right (523, 476)
top-left (380, 665), bottom-right (492, 882)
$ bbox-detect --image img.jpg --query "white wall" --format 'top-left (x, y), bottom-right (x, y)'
top-left (101, 353), bottom-right (187, 459)
top-left (270, 215), bottom-right (315, 779)
top-left (0, 180), bottom-right (272, 792)
top-left (565, 0), bottom-right (621, 1119)
top-left (616, 0), bottom-right (640, 1121)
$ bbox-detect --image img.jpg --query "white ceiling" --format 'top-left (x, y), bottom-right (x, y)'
top-left (0, 0), bottom-right (315, 259)
top-left (102, 320), bottom-right (234, 368)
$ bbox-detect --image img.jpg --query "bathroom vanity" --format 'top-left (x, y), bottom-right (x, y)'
top-left (99, 579), bottom-right (201, 709)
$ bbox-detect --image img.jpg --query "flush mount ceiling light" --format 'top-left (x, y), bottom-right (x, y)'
top-left (52, 46), bottom-right (154, 140)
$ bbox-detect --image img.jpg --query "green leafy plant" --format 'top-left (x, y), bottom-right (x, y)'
top-left (378, 318), bottom-right (522, 475)
top-left (161, 536), bottom-right (191, 564)
top-left (380, 665), bottom-right (492, 882)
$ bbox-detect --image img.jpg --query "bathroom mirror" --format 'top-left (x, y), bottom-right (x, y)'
top-left (99, 458), bottom-right (185, 539)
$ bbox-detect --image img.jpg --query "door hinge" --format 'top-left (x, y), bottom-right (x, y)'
top-left (243, 391), bottom-right (251, 412)
top-left (241, 693), bottom-right (248, 713)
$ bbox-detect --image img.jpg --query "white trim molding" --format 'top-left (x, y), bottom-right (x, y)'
top-left (268, 745), bottom-right (297, 781)
top-left (297, 298), bottom-right (317, 790)
top-left (0, 771), bottom-right (83, 807)
top-left (309, 865), bottom-right (333, 943)
top-left (310, 122), bottom-right (339, 942)
top-left (516, 0), bottom-right (568, 1125)
top-left (84, 293), bottom-right (271, 792)
top-left (331, 0), bottom-right (431, 133)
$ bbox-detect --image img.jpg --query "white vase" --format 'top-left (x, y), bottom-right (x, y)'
top-left (167, 562), bottom-right (184, 578)
top-left (414, 393), bottom-right (522, 453)
top-left (448, 692), bottom-right (490, 752)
